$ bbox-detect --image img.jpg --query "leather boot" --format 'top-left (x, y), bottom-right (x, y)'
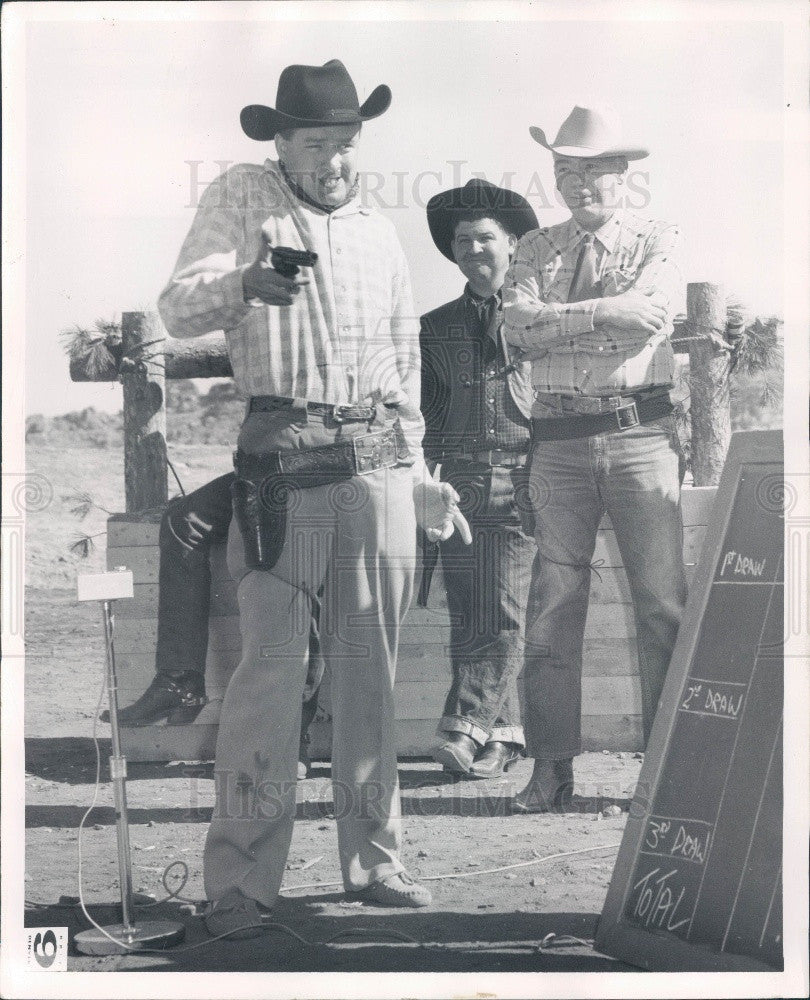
top-left (100, 672), bottom-right (207, 727)
top-left (512, 758), bottom-right (574, 813)
top-left (469, 741), bottom-right (523, 779)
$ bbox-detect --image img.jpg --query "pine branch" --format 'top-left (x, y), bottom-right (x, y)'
top-left (64, 490), bottom-right (114, 520)
top-left (69, 531), bottom-right (106, 559)
top-left (60, 318), bottom-right (122, 380)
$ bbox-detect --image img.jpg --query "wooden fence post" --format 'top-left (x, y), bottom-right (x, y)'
top-left (687, 283), bottom-right (730, 487)
top-left (122, 311), bottom-right (167, 512)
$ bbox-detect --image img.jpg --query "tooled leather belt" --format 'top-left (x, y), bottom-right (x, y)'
top-left (234, 427), bottom-right (408, 482)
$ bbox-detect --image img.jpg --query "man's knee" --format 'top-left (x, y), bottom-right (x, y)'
top-left (160, 478), bottom-right (234, 556)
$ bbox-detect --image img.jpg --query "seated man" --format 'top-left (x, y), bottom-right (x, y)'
top-left (420, 179), bottom-right (539, 778)
top-left (101, 474), bottom-right (324, 777)
top-left (502, 106), bottom-right (687, 811)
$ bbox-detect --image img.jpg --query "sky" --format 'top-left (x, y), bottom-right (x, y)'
top-left (8, 2), bottom-right (803, 415)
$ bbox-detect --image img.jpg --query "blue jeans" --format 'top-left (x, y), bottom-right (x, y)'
top-left (437, 464), bottom-right (534, 746)
top-left (155, 474), bottom-right (324, 718)
top-left (524, 410), bottom-right (687, 759)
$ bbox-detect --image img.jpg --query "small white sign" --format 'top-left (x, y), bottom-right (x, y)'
top-left (24, 927), bottom-right (68, 971)
top-left (76, 569), bottom-right (134, 602)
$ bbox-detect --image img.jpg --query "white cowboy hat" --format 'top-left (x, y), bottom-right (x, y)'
top-left (529, 105), bottom-right (648, 160)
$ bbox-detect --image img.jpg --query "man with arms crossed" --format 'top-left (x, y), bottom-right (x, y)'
top-left (502, 106), bottom-right (687, 812)
top-left (159, 60), bottom-right (469, 936)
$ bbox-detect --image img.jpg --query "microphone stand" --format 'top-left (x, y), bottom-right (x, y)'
top-left (74, 579), bottom-right (185, 955)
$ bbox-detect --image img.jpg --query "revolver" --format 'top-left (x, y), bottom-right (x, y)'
top-left (261, 234), bottom-right (319, 277)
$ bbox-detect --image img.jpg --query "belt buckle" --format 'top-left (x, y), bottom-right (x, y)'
top-left (615, 401), bottom-right (640, 430)
top-left (352, 430), bottom-right (395, 475)
top-left (333, 404), bottom-right (352, 424)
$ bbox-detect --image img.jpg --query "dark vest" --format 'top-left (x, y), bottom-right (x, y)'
top-left (419, 294), bottom-right (534, 462)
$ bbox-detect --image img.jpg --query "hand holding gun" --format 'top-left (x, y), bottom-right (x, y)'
top-left (266, 241), bottom-right (319, 277)
top-left (242, 230), bottom-right (318, 306)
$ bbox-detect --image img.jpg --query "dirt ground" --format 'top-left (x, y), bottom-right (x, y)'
top-left (22, 441), bottom-right (642, 975)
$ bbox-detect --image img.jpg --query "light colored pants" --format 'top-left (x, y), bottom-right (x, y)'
top-left (203, 408), bottom-right (416, 907)
top-left (524, 410), bottom-right (687, 760)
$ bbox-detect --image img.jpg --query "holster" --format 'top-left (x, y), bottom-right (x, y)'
top-left (416, 530), bottom-right (439, 608)
top-left (231, 449), bottom-right (352, 571)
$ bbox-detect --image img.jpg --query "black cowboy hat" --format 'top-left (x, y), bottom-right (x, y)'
top-left (240, 59), bottom-right (391, 140)
top-left (426, 178), bottom-right (539, 261)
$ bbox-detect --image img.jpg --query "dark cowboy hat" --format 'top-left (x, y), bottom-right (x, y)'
top-left (426, 178), bottom-right (539, 261)
top-left (240, 59), bottom-right (391, 140)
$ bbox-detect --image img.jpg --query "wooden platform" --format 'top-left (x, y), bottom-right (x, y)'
top-left (107, 486), bottom-right (716, 761)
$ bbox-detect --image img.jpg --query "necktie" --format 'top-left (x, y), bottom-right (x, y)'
top-left (567, 234), bottom-right (602, 303)
top-left (468, 294), bottom-right (498, 364)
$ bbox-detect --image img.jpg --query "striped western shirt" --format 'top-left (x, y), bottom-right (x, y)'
top-left (158, 159), bottom-right (424, 457)
top-left (502, 210), bottom-right (683, 397)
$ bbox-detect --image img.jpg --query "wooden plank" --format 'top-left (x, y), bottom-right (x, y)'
top-left (596, 487), bottom-right (716, 530)
top-left (516, 674), bottom-right (641, 717)
top-left (679, 486), bottom-right (717, 526)
top-left (112, 582), bottom-right (236, 620)
top-left (592, 525), bottom-right (706, 569)
top-left (581, 674), bottom-right (640, 715)
top-left (108, 484), bottom-right (716, 550)
top-left (396, 648), bottom-right (453, 683)
top-left (582, 639), bottom-right (638, 677)
top-left (121, 723), bottom-right (219, 762)
top-left (120, 713), bottom-right (643, 763)
top-left (581, 714), bottom-right (643, 752)
top-left (113, 616), bottom-right (241, 650)
top-left (108, 519), bottom-right (161, 548)
top-left (114, 629), bottom-right (644, 705)
top-left (589, 571), bottom-right (633, 604)
top-left (111, 583), bottom-right (159, 618)
top-left (585, 602), bottom-right (636, 637)
top-left (106, 546), bottom-right (159, 584)
top-left (107, 485), bottom-right (715, 561)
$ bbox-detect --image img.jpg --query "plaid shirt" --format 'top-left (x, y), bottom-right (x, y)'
top-left (158, 159), bottom-right (424, 457)
top-left (502, 210), bottom-right (683, 396)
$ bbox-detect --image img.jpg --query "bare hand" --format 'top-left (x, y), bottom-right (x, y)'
top-left (414, 481), bottom-right (472, 545)
top-left (242, 250), bottom-right (310, 307)
top-left (594, 289), bottom-right (669, 335)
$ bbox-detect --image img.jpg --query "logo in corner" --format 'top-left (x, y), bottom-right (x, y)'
top-left (25, 927), bottom-right (67, 971)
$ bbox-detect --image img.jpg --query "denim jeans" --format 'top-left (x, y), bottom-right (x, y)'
top-left (524, 410), bottom-right (687, 759)
top-left (155, 473), bottom-right (324, 707)
top-left (437, 464), bottom-right (535, 747)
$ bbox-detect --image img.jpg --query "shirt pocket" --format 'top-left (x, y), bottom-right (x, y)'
top-left (602, 246), bottom-right (645, 295)
top-left (602, 262), bottom-right (640, 295)
top-left (540, 254), bottom-right (563, 296)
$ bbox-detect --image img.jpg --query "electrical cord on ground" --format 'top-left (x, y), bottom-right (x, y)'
top-left (277, 841), bottom-right (623, 894)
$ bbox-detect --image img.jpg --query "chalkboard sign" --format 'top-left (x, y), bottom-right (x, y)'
top-left (595, 430), bottom-right (784, 972)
